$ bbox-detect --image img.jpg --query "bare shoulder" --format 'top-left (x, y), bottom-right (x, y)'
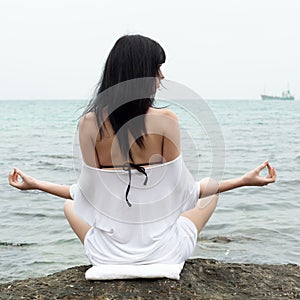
top-left (148, 108), bottom-right (180, 159)
top-left (148, 107), bottom-right (179, 121)
top-left (79, 112), bottom-right (96, 125)
top-left (80, 112), bottom-right (97, 123)
top-left (79, 112), bottom-right (98, 134)
top-left (161, 108), bottom-right (179, 121)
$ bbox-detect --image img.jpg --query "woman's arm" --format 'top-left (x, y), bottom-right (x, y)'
top-left (200, 160), bottom-right (277, 198)
top-left (8, 168), bottom-right (72, 199)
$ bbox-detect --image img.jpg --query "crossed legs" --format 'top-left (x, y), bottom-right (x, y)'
top-left (64, 178), bottom-right (219, 243)
top-left (181, 177), bottom-right (219, 235)
top-left (64, 200), bottom-right (91, 244)
top-left (181, 194), bottom-right (219, 235)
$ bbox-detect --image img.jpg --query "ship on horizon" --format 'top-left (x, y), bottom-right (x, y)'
top-left (261, 90), bottom-right (295, 101)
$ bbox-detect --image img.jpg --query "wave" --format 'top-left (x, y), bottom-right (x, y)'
top-left (37, 161), bottom-right (56, 166)
top-left (0, 241), bottom-right (36, 247)
top-left (43, 154), bottom-right (74, 159)
top-left (12, 212), bottom-right (63, 219)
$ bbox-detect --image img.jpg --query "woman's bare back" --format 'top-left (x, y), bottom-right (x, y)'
top-left (79, 107), bottom-right (180, 168)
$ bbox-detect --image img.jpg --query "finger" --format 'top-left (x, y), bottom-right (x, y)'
top-left (8, 168), bottom-right (23, 186)
top-left (8, 171), bottom-right (16, 183)
top-left (267, 166), bottom-right (276, 179)
top-left (8, 172), bottom-right (13, 184)
top-left (12, 169), bottom-right (19, 181)
top-left (265, 177), bottom-right (275, 184)
top-left (8, 172), bottom-right (19, 187)
top-left (15, 168), bottom-right (26, 180)
top-left (265, 162), bottom-right (274, 178)
top-left (11, 169), bottom-right (21, 183)
top-left (266, 161), bottom-right (272, 174)
top-left (264, 169), bottom-right (277, 183)
top-left (272, 167), bottom-right (277, 181)
top-left (268, 163), bottom-right (277, 178)
top-left (271, 167), bottom-right (276, 179)
top-left (255, 160), bottom-right (268, 173)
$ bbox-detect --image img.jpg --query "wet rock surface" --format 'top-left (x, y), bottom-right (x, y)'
top-left (0, 259), bottom-right (299, 299)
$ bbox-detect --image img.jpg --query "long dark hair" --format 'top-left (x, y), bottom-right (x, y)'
top-left (83, 35), bottom-right (166, 162)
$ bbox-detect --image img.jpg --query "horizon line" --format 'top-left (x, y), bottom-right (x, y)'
top-left (0, 98), bottom-right (276, 101)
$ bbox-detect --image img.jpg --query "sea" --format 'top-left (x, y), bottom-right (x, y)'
top-left (0, 99), bottom-right (299, 283)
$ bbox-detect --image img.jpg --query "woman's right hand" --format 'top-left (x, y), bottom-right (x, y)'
top-left (8, 168), bottom-right (38, 190)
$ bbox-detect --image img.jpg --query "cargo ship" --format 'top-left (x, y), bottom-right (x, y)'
top-left (261, 90), bottom-right (295, 101)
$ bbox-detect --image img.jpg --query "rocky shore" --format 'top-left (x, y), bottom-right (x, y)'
top-left (0, 259), bottom-right (299, 299)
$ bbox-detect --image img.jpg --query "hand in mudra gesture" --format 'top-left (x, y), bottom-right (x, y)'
top-left (242, 161), bottom-right (277, 186)
top-left (8, 168), bottom-right (38, 190)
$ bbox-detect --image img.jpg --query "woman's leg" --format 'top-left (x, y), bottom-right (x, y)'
top-left (181, 194), bottom-right (219, 235)
top-left (64, 200), bottom-right (91, 244)
top-left (181, 178), bottom-right (219, 235)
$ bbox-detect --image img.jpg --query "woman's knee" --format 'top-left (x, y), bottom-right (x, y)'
top-left (63, 199), bottom-right (90, 244)
top-left (182, 194), bottom-right (219, 234)
top-left (197, 193), bottom-right (219, 209)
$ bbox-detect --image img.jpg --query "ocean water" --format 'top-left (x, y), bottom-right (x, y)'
top-left (0, 99), bottom-right (299, 283)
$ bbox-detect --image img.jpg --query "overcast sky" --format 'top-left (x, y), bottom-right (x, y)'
top-left (0, 0), bottom-right (299, 100)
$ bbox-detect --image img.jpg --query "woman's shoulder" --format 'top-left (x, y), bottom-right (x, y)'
top-left (80, 111), bottom-right (97, 122)
top-left (148, 107), bottom-right (178, 121)
top-left (147, 107), bottom-right (180, 144)
top-left (79, 112), bottom-right (98, 134)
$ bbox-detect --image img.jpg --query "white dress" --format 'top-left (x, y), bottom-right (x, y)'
top-left (70, 154), bottom-right (199, 265)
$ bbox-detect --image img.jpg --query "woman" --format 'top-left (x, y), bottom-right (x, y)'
top-left (9, 35), bottom-right (276, 265)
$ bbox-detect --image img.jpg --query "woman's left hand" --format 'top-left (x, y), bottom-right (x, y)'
top-left (242, 160), bottom-right (277, 186)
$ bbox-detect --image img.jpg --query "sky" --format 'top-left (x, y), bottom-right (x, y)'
top-left (0, 0), bottom-right (299, 100)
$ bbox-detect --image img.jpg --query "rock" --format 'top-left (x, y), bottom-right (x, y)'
top-left (0, 259), bottom-right (299, 299)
